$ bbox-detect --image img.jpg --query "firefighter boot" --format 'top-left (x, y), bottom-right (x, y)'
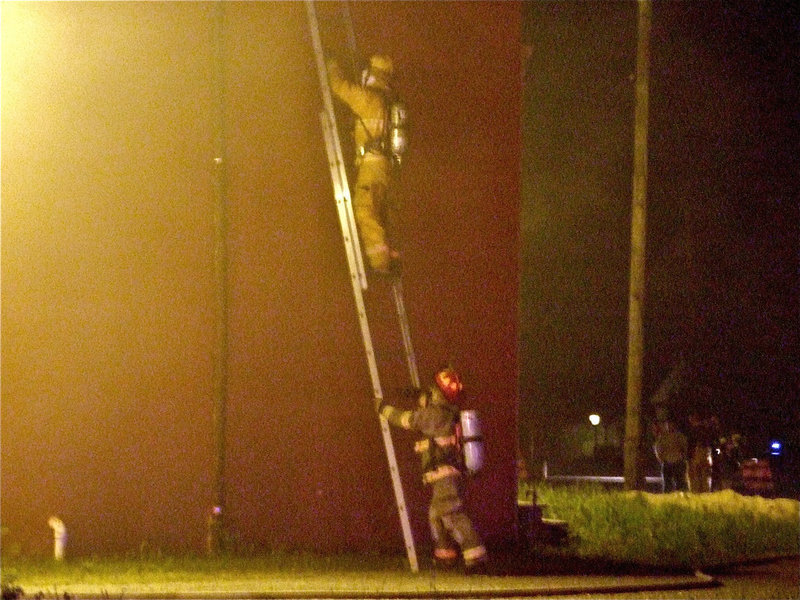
top-left (369, 247), bottom-right (401, 278)
top-left (433, 546), bottom-right (459, 570)
top-left (462, 544), bottom-right (489, 575)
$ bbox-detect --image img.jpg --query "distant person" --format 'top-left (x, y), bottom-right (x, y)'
top-left (687, 412), bottom-right (718, 493)
top-left (377, 367), bottom-right (487, 572)
top-left (653, 420), bottom-right (689, 493)
top-left (714, 433), bottom-right (743, 491)
top-left (327, 54), bottom-right (404, 277)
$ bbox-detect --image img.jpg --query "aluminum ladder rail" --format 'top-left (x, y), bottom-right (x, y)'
top-left (305, 0), bottom-right (418, 572)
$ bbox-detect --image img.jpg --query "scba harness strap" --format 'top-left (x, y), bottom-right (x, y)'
top-left (356, 93), bottom-right (407, 165)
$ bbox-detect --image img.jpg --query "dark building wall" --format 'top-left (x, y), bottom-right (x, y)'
top-left (1, 1), bottom-right (521, 556)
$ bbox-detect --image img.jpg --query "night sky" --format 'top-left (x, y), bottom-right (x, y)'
top-left (520, 1), bottom-right (798, 465)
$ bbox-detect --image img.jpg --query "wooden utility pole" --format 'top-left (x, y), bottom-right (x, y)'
top-left (624, 0), bottom-right (651, 491)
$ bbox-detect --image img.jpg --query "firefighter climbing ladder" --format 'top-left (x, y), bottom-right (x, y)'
top-left (305, 0), bottom-right (420, 573)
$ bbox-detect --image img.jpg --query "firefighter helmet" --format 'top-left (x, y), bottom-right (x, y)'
top-left (370, 54), bottom-right (393, 77)
top-left (434, 368), bottom-right (463, 402)
top-left (362, 54), bottom-right (393, 90)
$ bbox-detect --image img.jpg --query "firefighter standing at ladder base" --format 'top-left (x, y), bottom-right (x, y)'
top-left (377, 368), bottom-right (488, 572)
top-left (327, 54), bottom-right (405, 277)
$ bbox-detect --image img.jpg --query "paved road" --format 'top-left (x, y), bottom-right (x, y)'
top-left (547, 556), bottom-right (799, 599)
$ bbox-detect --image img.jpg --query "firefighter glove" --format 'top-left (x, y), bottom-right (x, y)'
top-left (401, 386), bottom-right (422, 400)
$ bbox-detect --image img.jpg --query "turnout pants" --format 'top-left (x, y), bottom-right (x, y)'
top-left (353, 153), bottom-right (397, 272)
top-left (428, 474), bottom-right (486, 566)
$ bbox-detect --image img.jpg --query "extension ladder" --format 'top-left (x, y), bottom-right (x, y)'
top-left (305, 0), bottom-right (420, 572)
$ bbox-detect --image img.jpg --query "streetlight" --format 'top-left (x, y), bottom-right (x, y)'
top-left (589, 414), bottom-right (601, 457)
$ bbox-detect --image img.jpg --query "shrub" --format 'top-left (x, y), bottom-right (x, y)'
top-left (536, 483), bottom-right (800, 569)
